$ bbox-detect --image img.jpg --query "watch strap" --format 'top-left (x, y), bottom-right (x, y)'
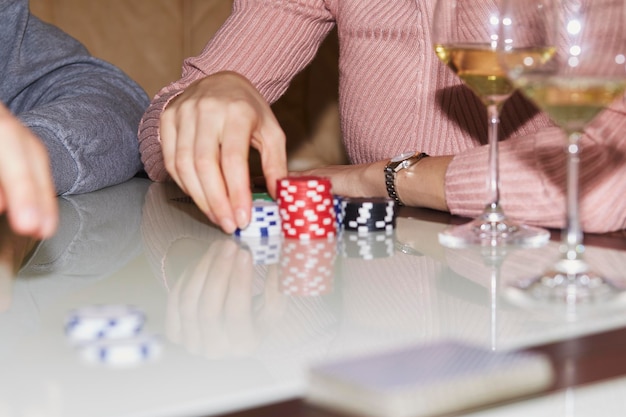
top-left (384, 152), bottom-right (429, 206)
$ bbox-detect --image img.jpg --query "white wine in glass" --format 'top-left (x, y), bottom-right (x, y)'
top-left (433, 0), bottom-right (551, 248)
top-left (500, 0), bottom-right (626, 311)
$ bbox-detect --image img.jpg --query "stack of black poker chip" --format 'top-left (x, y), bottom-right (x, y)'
top-left (340, 197), bottom-right (396, 234)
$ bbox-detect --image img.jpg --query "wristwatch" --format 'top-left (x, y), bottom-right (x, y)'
top-left (384, 151), bottom-right (429, 205)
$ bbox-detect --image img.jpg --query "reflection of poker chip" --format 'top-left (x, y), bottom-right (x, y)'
top-left (235, 235), bottom-right (282, 265)
top-left (339, 230), bottom-right (395, 260)
top-left (276, 176), bottom-right (336, 240)
top-left (340, 197), bottom-right (396, 233)
top-left (77, 333), bottom-right (163, 368)
top-left (234, 200), bottom-right (282, 238)
top-left (279, 238), bottom-right (336, 296)
top-left (65, 304), bottom-right (145, 344)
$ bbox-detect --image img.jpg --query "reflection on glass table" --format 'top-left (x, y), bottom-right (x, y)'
top-left (445, 240), bottom-right (626, 349)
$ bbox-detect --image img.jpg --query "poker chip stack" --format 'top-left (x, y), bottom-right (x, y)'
top-left (340, 197), bottom-right (397, 234)
top-left (279, 238), bottom-right (336, 296)
top-left (233, 199), bottom-right (283, 265)
top-left (64, 304), bottom-right (162, 368)
top-left (234, 200), bottom-right (282, 238)
top-left (276, 176), bottom-right (337, 240)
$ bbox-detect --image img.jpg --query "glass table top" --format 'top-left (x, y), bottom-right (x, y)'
top-left (0, 178), bottom-right (625, 417)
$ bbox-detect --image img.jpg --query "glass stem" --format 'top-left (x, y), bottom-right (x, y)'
top-left (485, 103), bottom-right (502, 216)
top-left (562, 131), bottom-right (585, 265)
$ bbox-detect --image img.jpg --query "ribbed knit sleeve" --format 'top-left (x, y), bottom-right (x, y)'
top-left (3, 1), bottom-right (149, 195)
top-left (446, 101), bottom-right (626, 233)
top-left (138, 0), bottom-right (335, 181)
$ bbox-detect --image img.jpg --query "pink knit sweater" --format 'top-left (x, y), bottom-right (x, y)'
top-left (138, 0), bottom-right (626, 233)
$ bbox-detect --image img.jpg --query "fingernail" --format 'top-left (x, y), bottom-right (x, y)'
top-left (221, 217), bottom-right (237, 234)
top-left (235, 208), bottom-right (249, 229)
top-left (16, 207), bottom-right (38, 231)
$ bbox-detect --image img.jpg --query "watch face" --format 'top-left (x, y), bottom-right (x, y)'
top-left (390, 152), bottom-right (414, 163)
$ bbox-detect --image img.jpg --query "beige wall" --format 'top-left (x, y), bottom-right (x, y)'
top-left (29, 0), bottom-right (346, 173)
top-left (30, 0), bottom-right (233, 97)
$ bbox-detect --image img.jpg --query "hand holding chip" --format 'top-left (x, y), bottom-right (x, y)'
top-left (159, 71), bottom-right (288, 234)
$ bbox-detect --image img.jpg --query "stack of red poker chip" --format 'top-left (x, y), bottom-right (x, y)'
top-left (276, 176), bottom-right (337, 240)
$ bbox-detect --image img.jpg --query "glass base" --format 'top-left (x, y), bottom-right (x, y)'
top-left (505, 259), bottom-right (626, 320)
top-left (438, 213), bottom-right (550, 248)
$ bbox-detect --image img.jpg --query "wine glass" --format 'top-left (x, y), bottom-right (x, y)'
top-left (500, 0), bottom-right (626, 308)
top-left (432, 0), bottom-right (551, 248)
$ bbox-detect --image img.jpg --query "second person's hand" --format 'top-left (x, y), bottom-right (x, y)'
top-left (159, 71), bottom-right (288, 234)
top-left (0, 104), bottom-right (57, 239)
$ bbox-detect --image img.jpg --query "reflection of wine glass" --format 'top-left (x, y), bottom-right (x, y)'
top-left (432, 0), bottom-right (551, 248)
top-left (500, 0), bottom-right (626, 306)
top-left (445, 245), bottom-right (513, 351)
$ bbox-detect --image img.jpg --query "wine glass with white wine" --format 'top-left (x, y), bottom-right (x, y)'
top-left (432, 0), bottom-right (551, 248)
top-left (500, 0), bottom-right (626, 310)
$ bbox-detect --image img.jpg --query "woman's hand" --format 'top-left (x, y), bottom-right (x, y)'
top-left (159, 71), bottom-right (288, 233)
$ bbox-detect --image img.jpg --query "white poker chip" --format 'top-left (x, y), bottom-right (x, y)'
top-left (77, 333), bottom-right (163, 368)
top-left (65, 304), bottom-right (145, 344)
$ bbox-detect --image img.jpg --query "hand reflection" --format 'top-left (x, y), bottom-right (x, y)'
top-left (0, 215), bottom-right (37, 312)
top-left (163, 236), bottom-right (287, 359)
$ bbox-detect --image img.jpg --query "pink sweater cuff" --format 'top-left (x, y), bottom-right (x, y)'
top-left (138, 90), bottom-right (185, 182)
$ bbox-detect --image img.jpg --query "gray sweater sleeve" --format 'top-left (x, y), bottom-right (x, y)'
top-left (1, 0), bottom-right (149, 195)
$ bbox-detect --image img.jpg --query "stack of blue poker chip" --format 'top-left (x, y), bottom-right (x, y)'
top-left (234, 200), bottom-right (282, 238)
top-left (64, 304), bottom-right (162, 367)
top-left (339, 230), bottom-right (395, 260)
top-left (340, 197), bottom-right (396, 234)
